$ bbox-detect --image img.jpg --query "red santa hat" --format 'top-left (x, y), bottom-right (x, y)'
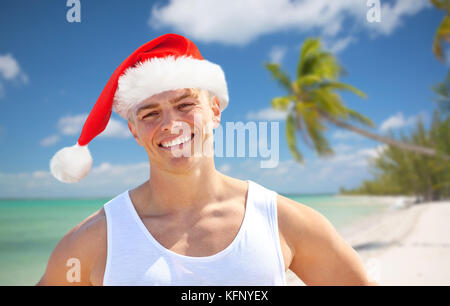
top-left (50, 33), bottom-right (229, 183)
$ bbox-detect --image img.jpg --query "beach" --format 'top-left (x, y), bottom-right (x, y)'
top-left (286, 199), bottom-right (450, 286)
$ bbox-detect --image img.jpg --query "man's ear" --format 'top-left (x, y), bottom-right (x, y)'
top-left (128, 121), bottom-right (143, 146)
top-left (211, 96), bottom-right (221, 129)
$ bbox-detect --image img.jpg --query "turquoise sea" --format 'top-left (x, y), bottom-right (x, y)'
top-left (0, 194), bottom-right (389, 285)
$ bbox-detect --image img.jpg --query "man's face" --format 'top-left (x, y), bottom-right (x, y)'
top-left (128, 88), bottom-right (221, 172)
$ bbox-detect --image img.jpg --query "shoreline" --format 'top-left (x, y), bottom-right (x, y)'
top-left (286, 199), bottom-right (450, 285)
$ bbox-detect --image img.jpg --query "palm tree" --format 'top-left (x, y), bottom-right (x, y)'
top-left (265, 38), bottom-right (447, 162)
top-left (430, 0), bottom-right (450, 62)
top-left (432, 70), bottom-right (450, 113)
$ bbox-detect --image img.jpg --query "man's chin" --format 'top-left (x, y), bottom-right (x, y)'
top-left (160, 155), bottom-right (201, 174)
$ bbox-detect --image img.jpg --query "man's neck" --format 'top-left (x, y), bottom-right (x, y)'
top-left (140, 161), bottom-right (228, 215)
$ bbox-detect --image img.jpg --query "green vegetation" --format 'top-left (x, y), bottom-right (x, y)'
top-left (431, 0), bottom-right (450, 62)
top-left (432, 71), bottom-right (450, 113)
top-left (265, 38), bottom-right (371, 162)
top-left (340, 111), bottom-right (450, 202)
top-left (265, 38), bottom-right (446, 162)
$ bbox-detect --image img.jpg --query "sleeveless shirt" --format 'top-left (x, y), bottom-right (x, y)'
top-left (102, 180), bottom-right (287, 286)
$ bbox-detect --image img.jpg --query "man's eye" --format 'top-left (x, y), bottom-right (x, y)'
top-left (142, 112), bottom-right (158, 119)
top-left (179, 103), bottom-right (194, 109)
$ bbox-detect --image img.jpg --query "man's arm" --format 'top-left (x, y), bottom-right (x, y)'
top-left (36, 209), bottom-right (106, 286)
top-left (277, 195), bottom-right (376, 286)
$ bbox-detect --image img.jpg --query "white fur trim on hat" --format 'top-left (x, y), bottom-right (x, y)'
top-left (113, 56), bottom-right (229, 118)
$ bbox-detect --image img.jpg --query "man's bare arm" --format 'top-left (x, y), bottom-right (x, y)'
top-left (277, 195), bottom-right (376, 286)
top-left (36, 209), bottom-right (106, 286)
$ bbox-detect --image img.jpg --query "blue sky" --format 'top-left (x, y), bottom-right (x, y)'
top-left (0, 0), bottom-right (446, 197)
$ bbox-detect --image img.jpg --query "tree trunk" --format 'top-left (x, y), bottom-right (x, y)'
top-left (320, 112), bottom-right (450, 159)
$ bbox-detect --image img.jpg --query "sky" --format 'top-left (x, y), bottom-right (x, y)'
top-left (0, 0), bottom-right (446, 198)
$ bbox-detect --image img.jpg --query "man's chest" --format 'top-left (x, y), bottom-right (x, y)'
top-left (142, 206), bottom-right (245, 257)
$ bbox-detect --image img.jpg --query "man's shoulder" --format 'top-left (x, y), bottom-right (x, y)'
top-left (275, 194), bottom-right (338, 248)
top-left (275, 195), bottom-right (371, 285)
top-left (72, 208), bottom-right (107, 243)
top-left (56, 207), bottom-right (108, 265)
top-left (37, 207), bottom-right (108, 285)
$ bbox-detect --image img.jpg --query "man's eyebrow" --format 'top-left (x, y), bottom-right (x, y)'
top-left (136, 92), bottom-right (196, 115)
top-left (170, 92), bottom-right (195, 104)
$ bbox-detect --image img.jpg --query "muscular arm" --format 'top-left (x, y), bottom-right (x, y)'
top-left (277, 195), bottom-right (376, 286)
top-left (36, 209), bottom-right (107, 286)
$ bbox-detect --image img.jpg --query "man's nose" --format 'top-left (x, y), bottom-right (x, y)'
top-left (160, 110), bottom-right (180, 132)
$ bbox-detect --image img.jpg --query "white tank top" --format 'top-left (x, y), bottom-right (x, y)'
top-left (102, 180), bottom-right (287, 286)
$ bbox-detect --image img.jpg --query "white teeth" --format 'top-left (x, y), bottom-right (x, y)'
top-left (161, 135), bottom-right (191, 148)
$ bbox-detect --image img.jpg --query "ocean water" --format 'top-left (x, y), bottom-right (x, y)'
top-left (0, 194), bottom-right (389, 286)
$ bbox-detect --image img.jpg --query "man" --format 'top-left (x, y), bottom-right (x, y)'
top-left (37, 34), bottom-right (374, 286)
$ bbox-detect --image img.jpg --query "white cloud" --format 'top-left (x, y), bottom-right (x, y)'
top-left (323, 36), bottom-right (356, 54)
top-left (149, 0), bottom-right (430, 46)
top-left (42, 114), bottom-right (131, 148)
top-left (379, 112), bottom-right (427, 132)
top-left (101, 118), bottom-right (132, 139)
top-left (0, 54), bottom-right (28, 98)
top-left (0, 54), bottom-right (21, 80)
top-left (226, 144), bottom-right (386, 193)
top-left (32, 171), bottom-right (52, 179)
top-left (54, 113), bottom-right (131, 139)
top-left (323, 145), bottom-right (387, 166)
top-left (90, 162), bottom-right (148, 179)
top-left (372, 0), bottom-right (431, 35)
top-left (333, 143), bottom-right (353, 153)
top-left (0, 54), bottom-right (28, 83)
top-left (40, 134), bottom-right (60, 147)
top-left (246, 107), bottom-right (287, 121)
top-left (0, 162), bottom-right (150, 198)
top-left (57, 114), bottom-right (87, 136)
top-left (268, 46), bottom-right (287, 63)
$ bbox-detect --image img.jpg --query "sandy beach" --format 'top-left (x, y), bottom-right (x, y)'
top-left (286, 199), bottom-right (450, 286)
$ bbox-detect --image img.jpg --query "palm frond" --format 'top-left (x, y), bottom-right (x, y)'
top-left (433, 16), bottom-right (450, 61)
top-left (298, 52), bottom-right (341, 80)
top-left (345, 108), bottom-right (375, 127)
top-left (297, 38), bottom-right (341, 80)
top-left (265, 62), bottom-right (293, 93)
top-left (430, 0), bottom-right (449, 12)
top-left (310, 89), bottom-right (348, 118)
top-left (301, 107), bottom-right (333, 156)
top-left (295, 75), bottom-right (323, 92)
top-left (297, 38), bottom-right (322, 77)
top-left (271, 96), bottom-right (292, 111)
top-left (318, 81), bottom-right (367, 99)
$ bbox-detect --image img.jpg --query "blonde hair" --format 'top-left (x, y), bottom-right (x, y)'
top-left (127, 88), bottom-right (214, 125)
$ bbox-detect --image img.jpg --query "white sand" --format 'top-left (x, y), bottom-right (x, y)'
top-left (286, 200), bottom-right (450, 286)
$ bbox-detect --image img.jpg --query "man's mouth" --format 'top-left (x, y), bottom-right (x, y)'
top-left (159, 133), bottom-right (195, 149)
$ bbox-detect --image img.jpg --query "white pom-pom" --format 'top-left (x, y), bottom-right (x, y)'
top-left (50, 144), bottom-right (93, 183)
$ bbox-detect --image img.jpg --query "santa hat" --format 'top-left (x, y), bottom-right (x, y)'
top-left (50, 33), bottom-right (228, 183)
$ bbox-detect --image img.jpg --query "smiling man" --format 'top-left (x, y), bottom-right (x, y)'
top-left (38, 34), bottom-right (375, 286)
